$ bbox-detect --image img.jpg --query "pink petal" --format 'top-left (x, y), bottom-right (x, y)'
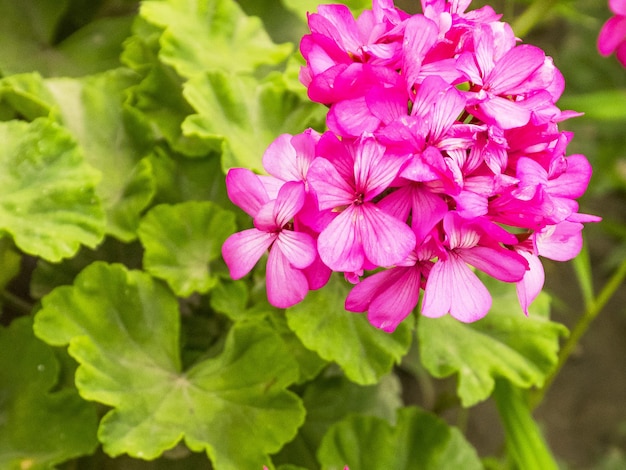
top-left (548, 154), bottom-right (592, 199)
top-left (367, 267), bottom-right (421, 332)
top-left (421, 254), bottom-right (492, 322)
top-left (262, 134), bottom-right (300, 181)
top-left (222, 229), bottom-right (275, 279)
top-left (273, 181), bottom-right (307, 227)
top-left (266, 247), bottom-right (310, 308)
top-left (535, 221), bottom-right (583, 261)
top-left (354, 135), bottom-right (406, 199)
top-left (477, 96), bottom-right (531, 129)
top-left (402, 15), bottom-right (439, 91)
top-left (225, 168), bottom-right (269, 217)
top-left (317, 206), bottom-right (364, 272)
top-left (610, 0), bottom-right (626, 15)
top-left (459, 246), bottom-right (528, 282)
top-left (275, 230), bottom-right (316, 269)
top-left (515, 250), bottom-right (545, 315)
top-left (486, 45), bottom-right (545, 94)
top-left (327, 97), bottom-right (382, 137)
top-left (307, 157), bottom-right (354, 210)
top-left (598, 16), bottom-right (626, 56)
top-left (360, 204), bottom-right (416, 267)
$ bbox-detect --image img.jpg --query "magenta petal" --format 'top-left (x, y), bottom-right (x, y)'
top-left (262, 134), bottom-right (299, 181)
top-left (222, 229), bottom-right (275, 279)
top-left (486, 44), bottom-right (545, 94)
top-left (422, 254), bottom-right (492, 322)
top-left (327, 97), bottom-right (381, 137)
top-left (610, 0), bottom-right (626, 15)
top-left (515, 250), bottom-right (545, 315)
top-left (317, 206), bottom-right (364, 272)
top-left (459, 246), bottom-right (528, 282)
top-left (360, 204), bottom-right (416, 267)
top-left (548, 154), bottom-right (592, 199)
top-left (308, 157), bottom-right (354, 210)
top-left (225, 168), bottom-right (269, 217)
top-left (478, 97), bottom-right (531, 129)
top-left (266, 247), bottom-right (310, 308)
top-left (598, 15), bottom-right (626, 55)
top-left (535, 221), bottom-right (583, 261)
top-left (273, 181), bottom-right (307, 226)
top-left (275, 230), bottom-right (316, 269)
top-left (402, 14), bottom-right (439, 90)
top-left (367, 267), bottom-right (421, 332)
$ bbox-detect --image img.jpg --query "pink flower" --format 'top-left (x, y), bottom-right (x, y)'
top-left (222, 171), bottom-right (317, 308)
top-left (421, 212), bottom-right (528, 322)
top-left (308, 133), bottom-right (415, 272)
top-left (598, 0), bottom-right (626, 67)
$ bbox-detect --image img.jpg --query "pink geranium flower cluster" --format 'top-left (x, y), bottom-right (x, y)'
top-left (222, 0), bottom-right (599, 332)
top-left (598, 0), bottom-right (626, 67)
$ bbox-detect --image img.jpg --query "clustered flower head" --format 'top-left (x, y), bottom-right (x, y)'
top-left (222, 0), bottom-right (600, 332)
top-left (598, 0), bottom-right (626, 67)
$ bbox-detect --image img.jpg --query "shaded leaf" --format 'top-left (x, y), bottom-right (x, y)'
top-left (138, 201), bottom-right (236, 296)
top-left (0, 317), bottom-right (98, 469)
top-left (34, 262), bottom-right (305, 469)
top-left (286, 274), bottom-right (413, 385)
top-left (0, 118), bottom-right (104, 261)
top-left (418, 277), bottom-right (568, 407)
top-left (317, 407), bottom-right (482, 470)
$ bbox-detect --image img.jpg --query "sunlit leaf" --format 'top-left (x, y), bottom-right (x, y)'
top-left (0, 118), bottom-right (104, 261)
top-left (418, 277), bottom-right (568, 407)
top-left (0, 317), bottom-right (98, 469)
top-left (183, 71), bottom-right (325, 172)
top-left (317, 407), bottom-right (483, 470)
top-left (286, 274), bottom-right (413, 385)
top-left (138, 201), bottom-right (236, 296)
top-left (34, 262), bottom-right (305, 469)
top-left (139, 0), bottom-right (293, 78)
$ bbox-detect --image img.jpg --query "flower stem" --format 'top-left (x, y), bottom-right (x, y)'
top-left (493, 379), bottom-right (559, 470)
top-left (511, 0), bottom-right (559, 37)
top-left (531, 256), bottom-right (626, 408)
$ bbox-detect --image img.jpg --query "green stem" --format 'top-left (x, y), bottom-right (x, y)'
top-left (531, 257), bottom-right (626, 408)
top-left (511, 0), bottom-right (559, 38)
top-left (1, 290), bottom-right (34, 315)
top-left (493, 380), bottom-right (558, 470)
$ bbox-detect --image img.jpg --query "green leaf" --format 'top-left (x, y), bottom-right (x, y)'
top-left (0, 0), bottom-right (132, 77)
top-left (286, 275), bottom-right (413, 385)
top-left (44, 69), bottom-right (157, 241)
top-left (139, 0), bottom-right (293, 78)
top-left (418, 278), bottom-right (568, 407)
top-left (138, 201), bottom-right (236, 297)
top-left (281, 0), bottom-right (372, 21)
top-left (0, 317), bottom-right (98, 469)
top-left (317, 407), bottom-right (483, 470)
top-left (34, 262), bottom-right (305, 469)
top-left (183, 71), bottom-right (325, 172)
top-left (558, 90), bottom-right (626, 121)
top-left (276, 374), bottom-right (402, 468)
top-left (0, 118), bottom-right (105, 261)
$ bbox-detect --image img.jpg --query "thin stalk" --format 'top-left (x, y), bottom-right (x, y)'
top-left (511, 0), bottom-right (559, 38)
top-left (531, 257), bottom-right (626, 408)
top-left (493, 379), bottom-right (558, 470)
top-left (1, 290), bottom-right (34, 315)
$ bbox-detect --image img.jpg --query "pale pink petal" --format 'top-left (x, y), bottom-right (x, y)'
top-left (225, 168), bottom-right (269, 217)
top-left (515, 250), bottom-right (545, 315)
top-left (317, 206), bottom-right (364, 272)
top-left (402, 15), bottom-right (439, 91)
top-left (275, 230), bottom-right (316, 269)
top-left (610, 0), bottom-right (626, 15)
top-left (535, 221), bottom-right (584, 261)
top-left (262, 134), bottom-right (300, 181)
top-left (360, 204), bottom-right (416, 267)
top-left (222, 229), bottom-right (275, 279)
top-left (354, 135), bottom-right (407, 199)
top-left (266, 247), bottom-right (310, 308)
top-left (429, 87), bottom-right (466, 142)
top-left (421, 254), bottom-right (492, 322)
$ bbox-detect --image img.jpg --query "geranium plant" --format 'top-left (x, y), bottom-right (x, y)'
top-left (0, 0), bottom-right (625, 469)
